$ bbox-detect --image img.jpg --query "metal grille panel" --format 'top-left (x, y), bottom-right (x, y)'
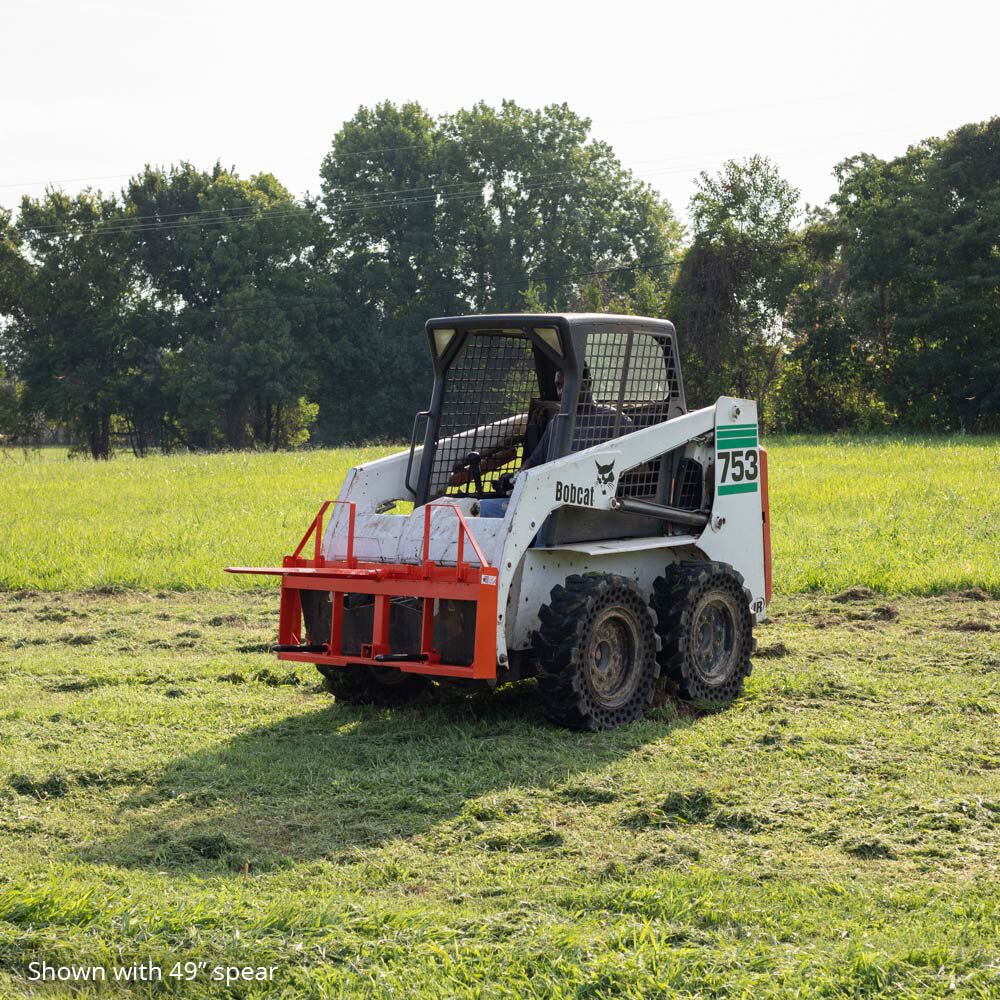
top-left (582, 330), bottom-right (680, 500)
top-left (672, 458), bottom-right (704, 510)
top-left (429, 333), bottom-right (539, 498)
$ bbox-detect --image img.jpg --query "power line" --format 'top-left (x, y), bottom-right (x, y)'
top-left (173, 256), bottom-right (688, 321)
top-left (20, 155), bottom-right (632, 237)
top-left (13, 120), bottom-right (898, 243)
top-left (1, 86), bottom-right (894, 193)
top-left (20, 167), bottom-right (578, 238)
top-left (14, 119), bottom-right (923, 243)
top-left (16, 168), bottom-right (636, 240)
top-left (18, 177), bottom-right (559, 240)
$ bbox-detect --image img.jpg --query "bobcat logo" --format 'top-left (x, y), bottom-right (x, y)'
top-left (554, 460), bottom-right (616, 507)
top-left (595, 459), bottom-right (616, 495)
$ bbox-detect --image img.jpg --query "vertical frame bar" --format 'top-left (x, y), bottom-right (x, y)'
top-left (611, 330), bottom-right (634, 439)
top-left (346, 504), bottom-right (356, 568)
top-left (313, 508), bottom-right (324, 566)
top-left (471, 574), bottom-right (499, 679)
top-left (760, 448), bottom-right (773, 604)
top-left (371, 594), bottom-right (391, 656)
top-left (420, 598), bottom-right (435, 659)
top-left (329, 591), bottom-right (344, 654)
top-left (278, 584), bottom-right (302, 645)
top-left (422, 504), bottom-right (433, 575)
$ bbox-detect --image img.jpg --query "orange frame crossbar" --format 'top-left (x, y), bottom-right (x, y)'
top-left (227, 501), bottom-right (500, 680)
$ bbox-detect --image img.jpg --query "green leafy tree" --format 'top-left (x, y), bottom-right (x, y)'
top-left (124, 164), bottom-right (323, 449)
top-left (318, 103), bottom-right (452, 443)
top-left (437, 101), bottom-right (680, 310)
top-left (772, 213), bottom-right (889, 431)
top-left (830, 119), bottom-right (1000, 429)
top-left (318, 100), bottom-right (682, 440)
top-left (670, 156), bottom-right (802, 422)
top-left (7, 191), bottom-right (147, 458)
top-left (321, 102), bottom-right (446, 315)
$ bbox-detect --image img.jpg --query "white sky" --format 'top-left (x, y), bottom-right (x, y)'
top-left (2, 0), bottom-right (998, 227)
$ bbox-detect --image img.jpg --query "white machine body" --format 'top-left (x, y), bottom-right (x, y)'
top-left (324, 396), bottom-right (769, 667)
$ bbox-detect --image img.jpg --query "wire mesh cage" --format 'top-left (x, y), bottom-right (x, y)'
top-left (670, 457), bottom-right (705, 510)
top-left (423, 322), bottom-right (683, 505)
top-left (582, 330), bottom-right (681, 500)
top-left (428, 333), bottom-right (540, 498)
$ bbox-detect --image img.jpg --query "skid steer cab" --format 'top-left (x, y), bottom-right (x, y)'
top-left (228, 314), bottom-right (773, 730)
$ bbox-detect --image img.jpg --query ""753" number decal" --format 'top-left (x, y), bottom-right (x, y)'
top-left (719, 448), bottom-right (758, 484)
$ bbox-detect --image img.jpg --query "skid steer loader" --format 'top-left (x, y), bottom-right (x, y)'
top-left (228, 314), bottom-right (772, 730)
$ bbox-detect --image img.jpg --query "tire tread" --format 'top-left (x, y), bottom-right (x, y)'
top-left (650, 560), bottom-right (754, 706)
top-left (533, 573), bottom-right (659, 731)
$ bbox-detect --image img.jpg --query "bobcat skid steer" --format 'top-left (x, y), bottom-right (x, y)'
top-left (228, 314), bottom-right (772, 730)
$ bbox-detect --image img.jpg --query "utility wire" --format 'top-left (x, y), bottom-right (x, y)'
top-left (20, 168), bottom-right (585, 237)
top-left (13, 119), bottom-right (920, 243)
top-left (0, 86), bottom-right (893, 192)
top-left (165, 256), bottom-right (688, 320)
top-left (21, 141), bottom-right (751, 237)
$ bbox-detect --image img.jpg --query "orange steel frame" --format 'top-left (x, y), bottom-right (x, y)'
top-left (227, 501), bottom-right (500, 680)
top-left (759, 448), bottom-right (773, 604)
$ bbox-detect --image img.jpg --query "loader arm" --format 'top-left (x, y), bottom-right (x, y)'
top-left (494, 397), bottom-right (768, 657)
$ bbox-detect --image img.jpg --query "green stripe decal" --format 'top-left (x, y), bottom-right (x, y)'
top-left (717, 428), bottom-right (758, 438)
top-left (718, 482), bottom-right (759, 495)
top-left (718, 422), bottom-right (757, 431)
top-left (716, 437), bottom-right (758, 449)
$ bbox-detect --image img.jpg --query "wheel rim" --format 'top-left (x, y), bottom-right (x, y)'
top-left (690, 593), bottom-right (738, 685)
top-left (585, 608), bottom-right (641, 708)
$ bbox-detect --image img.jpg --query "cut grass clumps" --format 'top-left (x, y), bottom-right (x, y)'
top-left (623, 787), bottom-right (716, 827)
top-left (9, 772), bottom-right (71, 799)
top-left (557, 781), bottom-right (620, 805)
top-left (621, 789), bottom-right (774, 834)
top-left (9, 767), bottom-right (148, 798)
top-left (175, 832), bottom-right (244, 863)
top-left (842, 837), bottom-right (898, 860)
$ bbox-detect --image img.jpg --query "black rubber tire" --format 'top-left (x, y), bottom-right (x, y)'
top-left (533, 573), bottom-right (660, 731)
top-left (316, 662), bottom-right (429, 707)
top-left (301, 591), bottom-right (429, 707)
top-left (650, 561), bottom-right (754, 707)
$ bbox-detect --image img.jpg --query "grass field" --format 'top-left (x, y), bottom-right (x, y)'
top-left (0, 439), bottom-right (998, 997)
top-left (0, 436), bottom-right (997, 595)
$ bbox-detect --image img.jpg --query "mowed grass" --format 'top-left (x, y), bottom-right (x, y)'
top-left (0, 591), bottom-right (997, 997)
top-left (0, 435), bottom-right (997, 595)
top-left (0, 437), bottom-right (997, 997)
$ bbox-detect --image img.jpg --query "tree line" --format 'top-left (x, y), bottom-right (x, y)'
top-left (0, 102), bottom-right (996, 457)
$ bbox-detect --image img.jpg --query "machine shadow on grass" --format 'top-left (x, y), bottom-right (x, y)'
top-left (84, 682), bottom-right (698, 875)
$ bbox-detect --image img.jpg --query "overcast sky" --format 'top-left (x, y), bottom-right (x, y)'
top-left (3, 0), bottom-right (997, 225)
